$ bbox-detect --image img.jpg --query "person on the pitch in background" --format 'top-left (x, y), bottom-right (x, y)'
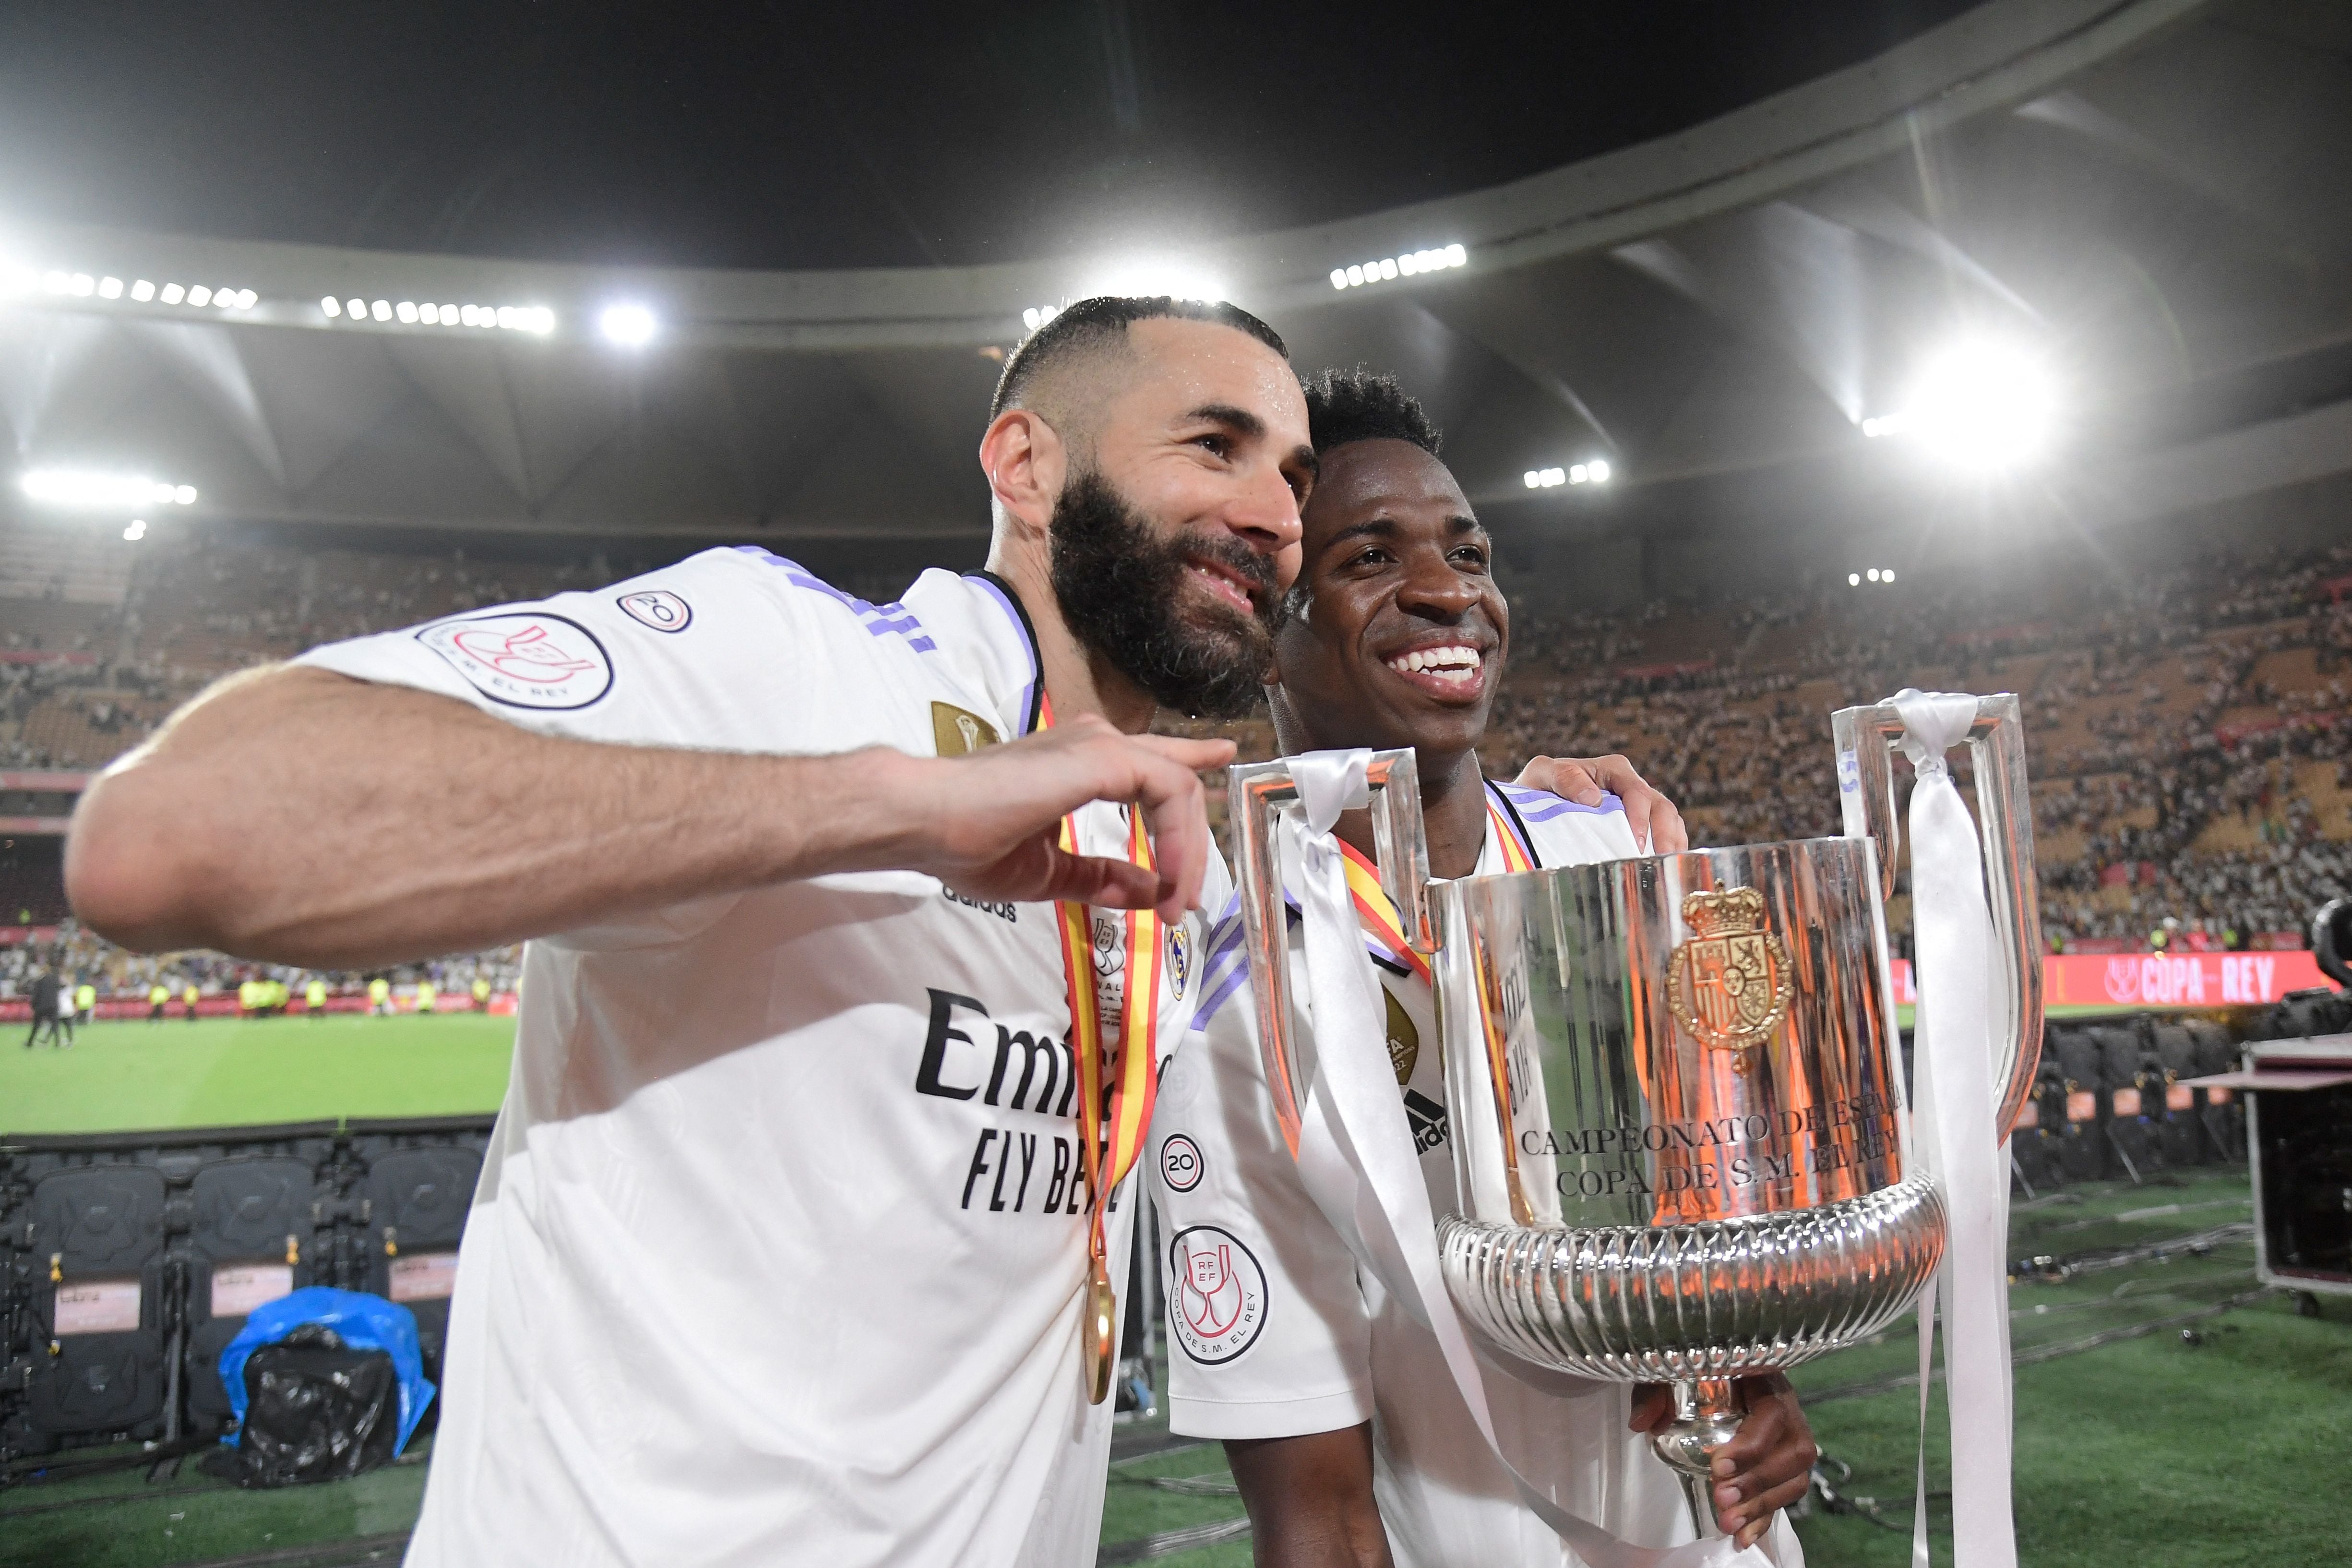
top-left (67, 297), bottom-right (1669, 1568)
top-left (306, 976), bottom-right (328, 1018)
top-left (149, 980), bottom-right (169, 1021)
top-left (181, 979), bottom-right (199, 1020)
top-left (22, 963), bottom-right (63, 1049)
top-left (1152, 370), bottom-right (1813, 1567)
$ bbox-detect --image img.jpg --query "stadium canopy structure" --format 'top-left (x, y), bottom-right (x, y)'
top-left (0, 0), bottom-right (2347, 603)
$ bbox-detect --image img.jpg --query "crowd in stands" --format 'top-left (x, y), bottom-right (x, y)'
top-left (4, 523), bottom-right (2350, 966)
top-left (1476, 538), bottom-right (2352, 951)
top-left (0, 918), bottom-right (521, 1011)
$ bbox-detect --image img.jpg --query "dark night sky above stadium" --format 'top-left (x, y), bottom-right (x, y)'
top-left (0, 2), bottom-right (1984, 271)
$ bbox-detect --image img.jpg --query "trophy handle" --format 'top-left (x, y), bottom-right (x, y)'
top-left (1832, 694), bottom-right (2045, 1140)
top-left (1229, 750), bottom-right (1430, 1157)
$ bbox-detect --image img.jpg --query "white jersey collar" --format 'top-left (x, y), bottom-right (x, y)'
top-left (900, 568), bottom-right (1046, 741)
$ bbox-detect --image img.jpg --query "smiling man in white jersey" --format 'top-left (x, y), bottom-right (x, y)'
top-left (67, 296), bottom-right (1314, 1568)
top-left (1152, 371), bottom-right (1816, 1567)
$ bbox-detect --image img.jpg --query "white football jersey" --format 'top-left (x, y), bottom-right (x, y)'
top-left (1154, 785), bottom-right (1802, 1568)
top-left (298, 550), bottom-right (1217, 1568)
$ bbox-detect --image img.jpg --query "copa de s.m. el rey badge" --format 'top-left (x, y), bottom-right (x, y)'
top-left (1665, 886), bottom-right (1793, 1070)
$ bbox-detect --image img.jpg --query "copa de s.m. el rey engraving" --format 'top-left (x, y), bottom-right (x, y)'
top-left (1229, 694), bottom-right (2042, 1536)
top-left (1664, 885), bottom-right (1794, 1071)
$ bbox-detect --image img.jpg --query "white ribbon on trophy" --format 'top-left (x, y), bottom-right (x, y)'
top-left (1888, 690), bottom-right (2018, 1568)
top-left (1277, 749), bottom-right (1773, 1568)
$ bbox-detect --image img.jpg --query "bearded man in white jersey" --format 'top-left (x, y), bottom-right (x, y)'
top-left (65, 299), bottom-right (1672, 1568)
top-left (1153, 371), bottom-right (1816, 1567)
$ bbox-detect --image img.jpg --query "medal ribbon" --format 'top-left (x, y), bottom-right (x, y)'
top-left (1335, 838), bottom-right (1432, 984)
top-left (1485, 789), bottom-right (1537, 874)
top-left (1039, 694), bottom-right (1166, 1399)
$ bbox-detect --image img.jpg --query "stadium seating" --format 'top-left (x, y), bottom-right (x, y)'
top-left (3, 523), bottom-right (2350, 971)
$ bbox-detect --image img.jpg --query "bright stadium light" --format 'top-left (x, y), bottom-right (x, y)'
top-left (123, 519), bottom-right (147, 541)
top-left (1331, 243), bottom-right (1468, 290)
top-left (1079, 259), bottom-right (1227, 304)
top-left (1523, 458), bottom-right (1610, 490)
top-left (18, 470), bottom-right (198, 509)
top-left (599, 303), bottom-right (658, 347)
top-left (1863, 338), bottom-right (2059, 467)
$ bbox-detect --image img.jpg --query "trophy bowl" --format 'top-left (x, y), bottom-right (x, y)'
top-left (1432, 838), bottom-right (1944, 1475)
top-left (1229, 695), bottom-right (2042, 1515)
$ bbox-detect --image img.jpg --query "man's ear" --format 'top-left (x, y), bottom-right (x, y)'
top-left (979, 409), bottom-right (1066, 537)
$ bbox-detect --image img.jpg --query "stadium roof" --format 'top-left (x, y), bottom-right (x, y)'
top-left (1, 0), bottom-right (2348, 579)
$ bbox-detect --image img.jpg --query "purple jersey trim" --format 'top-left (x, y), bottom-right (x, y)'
top-left (1497, 780), bottom-right (1626, 823)
top-left (732, 546), bottom-right (937, 653)
top-left (962, 572), bottom-right (1042, 735)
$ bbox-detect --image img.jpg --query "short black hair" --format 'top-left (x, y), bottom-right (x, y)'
top-left (990, 295), bottom-right (1289, 420)
top-left (1301, 366), bottom-right (1442, 457)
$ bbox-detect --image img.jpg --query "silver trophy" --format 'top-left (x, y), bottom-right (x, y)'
top-left (1230, 697), bottom-right (2042, 1522)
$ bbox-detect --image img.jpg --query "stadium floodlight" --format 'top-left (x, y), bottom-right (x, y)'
top-left (1850, 573), bottom-right (1862, 586)
top-left (1330, 243), bottom-right (1469, 289)
top-left (160, 283), bottom-right (185, 304)
top-left (130, 279), bottom-right (154, 301)
top-left (1078, 259), bottom-right (1228, 305)
top-left (18, 470), bottom-right (198, 509)
top-left (321, 296), bottom-right (342, 318)
top-left (1524, 458), bottom-right (1611, 490)
top-left (1862, 338), bottom-right (2058, 467)
top-left (98, 276), bottom-right (122, 299)
top-left (123, 519), bottom-right (146, 541)
top-left (599, 303), bottom-right (659, 347)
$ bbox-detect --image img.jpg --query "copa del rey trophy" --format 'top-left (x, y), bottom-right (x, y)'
top-left (1230, 694), bottom-right (2042, 1558)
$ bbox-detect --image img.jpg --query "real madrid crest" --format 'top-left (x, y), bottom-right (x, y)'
top-left (1666, 887), bottom-right (1792, 1070)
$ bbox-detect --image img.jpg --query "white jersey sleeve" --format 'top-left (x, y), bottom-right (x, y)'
top-left (1151, 893), bottom-right (1375, 1439)
top-left (1491, 782), bottom-right (1643, 863)
top-left (295, 545), bottom-right (927, 756)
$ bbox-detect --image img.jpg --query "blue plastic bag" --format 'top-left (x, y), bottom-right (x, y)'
top-left (218, 1287), bottom-right (436, 1454)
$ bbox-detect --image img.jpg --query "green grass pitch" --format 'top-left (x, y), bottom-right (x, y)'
top-left (1, 1014), bottom-right (513, 1136)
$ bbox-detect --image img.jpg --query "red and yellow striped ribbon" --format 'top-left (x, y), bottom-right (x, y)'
top-left (1335, 838), bottom-right (1432, 984)
top-left (1039, 694), bottom-right (1165, 1400)
top-left (1486, 792), bottom-right (1536, 874)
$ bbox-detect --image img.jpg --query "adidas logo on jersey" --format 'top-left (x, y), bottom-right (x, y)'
top-left (1404, 1088), bottom-right (1448, 1154)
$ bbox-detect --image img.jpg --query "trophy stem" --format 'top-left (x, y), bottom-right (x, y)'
top-left (1650, 1377), bottom-right (1741, 1538)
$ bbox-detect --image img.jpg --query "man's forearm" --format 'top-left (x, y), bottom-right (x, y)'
top-left (1226, 1427), bottom-right (1392, 1568)
top-left (66, 665), bottom-right (924, 967)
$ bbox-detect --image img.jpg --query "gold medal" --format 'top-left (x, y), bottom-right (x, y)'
top-left (1084, 1257), bottom-right (1118, 1406)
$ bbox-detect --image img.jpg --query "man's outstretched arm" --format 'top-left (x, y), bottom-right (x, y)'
top-left (67, 664), bottom-right (1230, 968)
top-left (1226, 1425), bottom-right (1392, 1568)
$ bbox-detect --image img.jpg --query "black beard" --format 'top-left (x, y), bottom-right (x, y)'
top-left (1048, 467), bottom-right (1277, 720)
